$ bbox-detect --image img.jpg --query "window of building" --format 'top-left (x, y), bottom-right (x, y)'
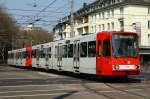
top-left (94, 14), bottom-right (96, 22)
top-left (68, 44), bottom-right (73, 57)
top-left (96, 14), bottom-right (99, 21)
top-left (107, 10), bottom-right (110, 18)
top-left (99, 25), bottom-right (101, 31)
top-left (111, 9), bottom-right (114, 18)
top-left (107, 23), bottom-right (110, 31)
top-left (111, 22), bottom-right (114, 31)
top-left (99, 13), bottom-right (101, 20)
top-left (98, 40), bottom-right (101, 57)
top-left (117, 0), bottom-right (120, 3)
top-left (148, 34), bottom-right (150, 41)
top-left (92, 15), bottom-right (94, 21)
top-left (94, 25), bottom-right (97, 33)
top-left (63, 32), bottom-right (66, 39)
top-left (91, 26), bottom-right (94, 32)
top-left (119, 20), bottom-right (124, 31)
top-left (102, 24), bottom-right (105, 31)
top-left (88, 41), bottom-right (96, 57)
top-left (120, 7), bottom-right (124, 18)
top-left (148, 34), bottom-right (150, 45)
top-left (148, 20), bottom-right (150, 29)
top-left (48, 47), bottom-right (51, 58)
top-left (102, 12), bottom-right (105, 19)
top-left (112, 0), bottom-right (115, 4)
top-left (103, 39), bottom-right (111, 57)
top-left (80, 42), bottom-right (87, 57)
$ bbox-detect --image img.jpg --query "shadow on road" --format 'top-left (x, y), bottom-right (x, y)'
top-left (53, 91), bottom-right (78, 99)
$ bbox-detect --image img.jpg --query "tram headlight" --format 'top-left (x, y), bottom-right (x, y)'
top-left (134, 65), bottom-right (140, 69)
top-left (113, 65), bottom-right (120, 70)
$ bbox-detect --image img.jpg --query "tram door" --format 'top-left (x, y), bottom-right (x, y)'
top-left (45, 48), bottom-right (49, 69)
top-left (73, 40), bottom-right (80, 71)
top-left (57, 44), bottom-right (62, 70)
top-left (36, 48), bottom-right (40, 68)
top-left (45, 47), bottom-right (52, 69)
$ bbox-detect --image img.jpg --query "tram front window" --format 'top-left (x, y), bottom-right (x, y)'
top-left (112, 34), bottom-right (138, 57)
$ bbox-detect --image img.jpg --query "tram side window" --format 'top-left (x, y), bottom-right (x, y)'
top-left (80, 42), bottom-right (87, 57)
top-left (19, 52), bottom-right (21, 59)
top-left (32, 50), bottom-right (36, 58)
top-left (10, 54), bottom-right (12, 59)
top-left (19, 52), bottom-right (23, 59)
top-left (63, 45), bottom-right (67, 58)
top-left (44, 48), bottom-right (47, 57)
top-left (11, 53), bottom-right (13, 59)
top-left (40, 49), bottom-right (45, 58)
top-left (68, 44), bottom-right (73, 57)
top-left (98, 40), bottom-right (101, 57)
top-left (12, 53), bottom-right (15, 59)
top-left (55, 46), bottom-right (58, 58)
top-left (8, 53), bottom-right (10, 59)
top-left (48, 47), bottom-right (51, 58)
top-left (36, 49), bottom-right (40, 58)
top-left (15, 53), bottom-right (17, 59)
top-left (103, 39), bottom-right (111, 57)
top-left (22, 51), bottom-right (26, 58)
top-left (88, 41), bottom-right (96, 57)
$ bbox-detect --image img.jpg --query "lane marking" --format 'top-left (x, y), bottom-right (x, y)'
top-left (0, 89), bottom-right (77, 94)
top-left (0, 88), bottom-right (144, 94)
top-left (0, 92), bottom-right (70, 98)
top-left (0, 84), bottom-right (79, 88)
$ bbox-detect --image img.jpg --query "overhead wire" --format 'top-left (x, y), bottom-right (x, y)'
top-left (23, 0), bottom-right (58, 25)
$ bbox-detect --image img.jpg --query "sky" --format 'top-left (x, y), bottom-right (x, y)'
top-left (0, 0), bottom-right (95, 31)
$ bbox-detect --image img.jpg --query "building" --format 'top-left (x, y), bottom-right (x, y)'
top-left (54, 0), bottom-right (150, 45)
top-left (53, 0), bottom-right (150, 63)
top-left (24, 24), bottom-right (42, 32)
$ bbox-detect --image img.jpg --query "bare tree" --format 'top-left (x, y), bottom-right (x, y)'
top-left (0, 6), bottom-right (54, 63)
top-left (0, 7), bottom-right (20, 63)
top-left (21, 29), bottom-right (53, 47)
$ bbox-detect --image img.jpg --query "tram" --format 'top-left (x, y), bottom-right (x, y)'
top-left (8, 31), bottom-right (140, 77)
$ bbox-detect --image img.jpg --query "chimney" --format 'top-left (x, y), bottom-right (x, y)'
top-left (83, 3), bottom-right (87, 8)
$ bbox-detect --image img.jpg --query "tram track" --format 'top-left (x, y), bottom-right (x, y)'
top-left (80, 80), bottom-right (116, 99)
top-left (104, 83), bottom-right (150, 99)
top-left (78, 75), bottom-right (150, 99)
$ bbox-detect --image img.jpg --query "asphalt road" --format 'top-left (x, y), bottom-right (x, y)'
top-left (0, 65), bottom-right (150, 99)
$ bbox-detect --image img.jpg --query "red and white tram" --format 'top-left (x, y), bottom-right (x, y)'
top-left (8, 31), bottom-right (140, 77)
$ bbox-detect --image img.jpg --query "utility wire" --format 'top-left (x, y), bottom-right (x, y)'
top-left (35, 0), bottom-right (57, 17)
top-left (24, 0), bottom-right (58, 24)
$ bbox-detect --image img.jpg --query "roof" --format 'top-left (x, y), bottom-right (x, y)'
top-left (125, 0), bottom-right (150, 6)
top-left (54, 0), bottom-right (150, 28)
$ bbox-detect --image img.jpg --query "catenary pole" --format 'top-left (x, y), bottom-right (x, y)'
top-left (70, 0), bottom-right (74, 38)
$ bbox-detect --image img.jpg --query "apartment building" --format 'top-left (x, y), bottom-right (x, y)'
top-left (53, 0), bottom-right (150, 46)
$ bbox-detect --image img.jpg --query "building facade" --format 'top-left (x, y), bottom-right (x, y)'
top-left (53, 0), bottom-right (150, 46)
